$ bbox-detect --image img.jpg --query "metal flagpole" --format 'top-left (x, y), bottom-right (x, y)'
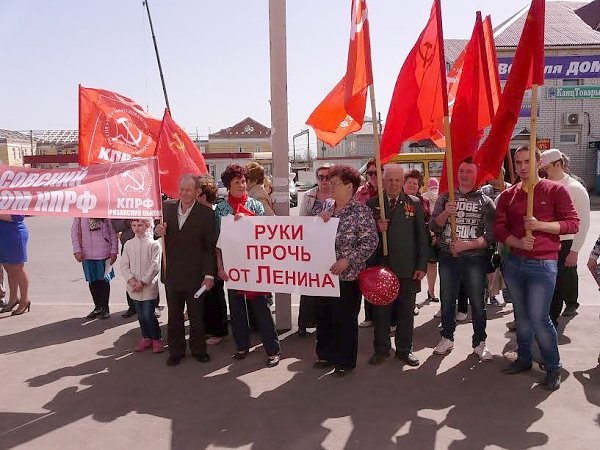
top-left (143, 0), bottom-right (171, 112)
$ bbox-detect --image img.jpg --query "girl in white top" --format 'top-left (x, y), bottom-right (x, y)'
top-left (120, 219), bottom-right (163, 353)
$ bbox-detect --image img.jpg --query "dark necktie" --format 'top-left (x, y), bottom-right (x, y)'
top-left (389, 198), bottom-right (397, 211)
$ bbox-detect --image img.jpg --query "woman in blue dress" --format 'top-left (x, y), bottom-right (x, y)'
top-left (0, 214), bottom-right (30, 315)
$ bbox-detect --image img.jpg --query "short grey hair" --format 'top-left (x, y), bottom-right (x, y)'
top-left (383, 164), bottom-right (404, 179)
top-left (179, 173), bottom-right (200, 189)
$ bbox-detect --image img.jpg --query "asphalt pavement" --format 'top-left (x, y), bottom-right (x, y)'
top-left (0, 201), bottom-right (599, 449)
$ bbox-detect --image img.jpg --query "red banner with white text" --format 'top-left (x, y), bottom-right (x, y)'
top-left (0, 158), bottom-right (162, 219)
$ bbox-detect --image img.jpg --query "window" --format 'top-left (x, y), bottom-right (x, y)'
top-left (559, 133), bottom-right (579, 145)
top-left (563, 79), bottom-right (583, 86)
top-left (428, 161), bottom-right (443, 178)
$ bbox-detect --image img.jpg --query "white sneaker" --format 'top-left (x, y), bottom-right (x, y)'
top-left (434, 309), bottom-right (441, 318)
top-left (434, 338), bottom-right (454, 355)
top-left (359, 320), bottom-right (373, 328)
top-left (456, 312), bottom-right (468, 322)
top-left (473, 341), bottom-right (492, 361)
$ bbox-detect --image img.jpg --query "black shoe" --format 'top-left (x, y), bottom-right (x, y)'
top-left (297, 329), bottom-right (309, 337)
top-left (166, 355), bottom-right (184, 366)
top-left (542, 370), bottom-right (561, 391)
top-left (427, 293), bottom-right (440, 303)
top-left (232, 350), bottom-right (249, 360)
top-left (86, 307), bottom-right (102, 319)
top-left (121, 309), bottom-right (136, 318)
top-left (503, 360), bottom-right (532, 374)
top-left (313, 359), bottom-right (333, 369)
top-left (396, 352), bottom-right (420, 367)
top-left (98, 309), bottom-right (110, 320)
top-left (561, 304), bottom-right (578, 317)
top-left (332, 367), bottom-right (353, 377)
top-left (193, 353), bottom-right (210, 363)
top-left (368, 354), bottom-right (388, 366)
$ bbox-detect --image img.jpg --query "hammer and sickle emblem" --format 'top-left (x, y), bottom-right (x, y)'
top-left (121, 169), bottom-right (146, 192)
top-left (170, 132), bottom-right (185, 151)
top-left (418, 41), bottom-right (435, 70)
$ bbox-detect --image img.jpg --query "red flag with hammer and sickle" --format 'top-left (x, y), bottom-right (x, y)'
top-left (155, 109), bottom-right (207, 198)
top-left (379, 0), bottom-right (448, 162)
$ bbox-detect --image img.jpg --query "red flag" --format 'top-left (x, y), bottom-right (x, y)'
top-left (474, 0), bottom-right (545, 185)
top-left (440, 12), bottom-right (495, 191)
top-left (306, 0), bottom-right (372, 147)
top-left (483, 16), bottom-right (501, 114)
top-left (79, 86), bottom-right (162, 167)
top-left (344, 0), bottom-right (374, 120)
top-left (155, 109), bottom-right (207, 198)
top-left (379, 0), bottom-right (448, 162)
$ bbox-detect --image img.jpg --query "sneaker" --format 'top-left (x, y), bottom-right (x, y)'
top-left (427, 292), bottom-right (440, 303)
top-left (359, 320), bottom-right (373, 328)
top-left (473, 341), bottom-right (492, 361)
top-left (433, 338), bottom-right (454, 355)
top-left (456, 312), bottom-right (468, 322)
top-left (434, 309), bottom-right (441, 318)
top-left (154, 307), bottom-right (161, 318)
top-left (134, 338), bottom-right (153, 352)
top-left (152, 339), bottom-right (164, 353)
top-left (206, 336), bottom-right (223, 345)
top-left (267, 354), bottom-right (280, 367)
top-left (542, 370), bottom-right (561, 391)
top-left (503, 349), bottom-right (519, 361)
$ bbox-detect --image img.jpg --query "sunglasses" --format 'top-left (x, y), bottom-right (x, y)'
top-left (366, 171), bottom-right (377, 176)
top-left (317, 175), bottom-right (330, 181)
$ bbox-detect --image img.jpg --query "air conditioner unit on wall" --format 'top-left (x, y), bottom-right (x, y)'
top-left (563, 112), bottom-right (582, 126)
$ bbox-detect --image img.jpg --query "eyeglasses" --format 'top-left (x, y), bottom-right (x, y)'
top-left (317, 175), bottom-right (330, 181)
top-left (329, 181), bottom-right (346, 188)
top-left (366, 171), bottom-right (377, 176)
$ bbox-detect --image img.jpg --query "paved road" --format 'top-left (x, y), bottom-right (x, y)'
top-left (0, 202), bottom-right (599, 449)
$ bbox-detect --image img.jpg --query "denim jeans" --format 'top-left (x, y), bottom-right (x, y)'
top-left (502, 253), bottom-right (560, 371)
top-left (438, 253), bottom-right (488, 347)
top-left (228, 290), bottom-right (280, 356)
top-left (134, 299), bottom-right (161, 340)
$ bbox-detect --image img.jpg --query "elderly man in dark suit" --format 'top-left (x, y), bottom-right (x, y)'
top-left (155, 174), bottom-right (217, 366)
top-left (367, 164), bottom-right (429, 366)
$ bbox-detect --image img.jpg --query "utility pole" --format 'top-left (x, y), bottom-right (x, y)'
top-left (143, 0), bottom-right (171, 111)
top-left (268, 0), bottom-right (291, 330)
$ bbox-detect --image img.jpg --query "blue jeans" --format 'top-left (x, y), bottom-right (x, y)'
top-left (228, 290), bottom-right (280, 356)
top-left (502, 253), bottom-right (560, 371)
top-left (438, 253), bottom-right (488, 347)
top-left (134, 299), bottom-right (161, 340)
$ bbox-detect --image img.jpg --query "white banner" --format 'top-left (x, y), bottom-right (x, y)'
top-left (218, 216), bottom-right (340, 296)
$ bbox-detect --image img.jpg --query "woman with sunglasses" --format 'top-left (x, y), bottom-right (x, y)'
top-left (296, 164), bottom-right (333, 336)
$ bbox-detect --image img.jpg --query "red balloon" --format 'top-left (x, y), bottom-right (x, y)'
top-left (359, 266), bottom-right (400, 306)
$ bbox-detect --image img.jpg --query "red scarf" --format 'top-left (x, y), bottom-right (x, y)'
top-left (227, 192), bottom-right (264, 298)
top-left (227, 193), bottom-right (255, 216)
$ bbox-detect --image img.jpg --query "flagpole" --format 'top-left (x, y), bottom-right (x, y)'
top-left (506, 152), bottom-right (516, 184)
top-left (143, 0), bottom-right (171, 112)
top-left (369, 84), bottom-right (388, 256)
top-left (443, 116), bottom-right (457, 242)
top-left (526, 84), bottom-right (539, 237)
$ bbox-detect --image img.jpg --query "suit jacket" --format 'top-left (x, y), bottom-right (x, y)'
top-left (367, 192), bottom-right (428, 279)
top-left (162, 200), bottom-right (217, 291)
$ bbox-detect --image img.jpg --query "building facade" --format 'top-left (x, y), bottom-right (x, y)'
top-left (0, 129), bottom-right (36, 166)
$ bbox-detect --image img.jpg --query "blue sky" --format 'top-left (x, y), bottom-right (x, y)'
top-left (0, 0), bottom-right (561, 152)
